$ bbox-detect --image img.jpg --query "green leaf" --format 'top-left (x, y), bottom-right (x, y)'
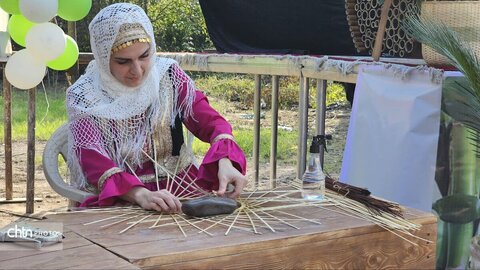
top-left (432, 194), bottom-right (480, 223)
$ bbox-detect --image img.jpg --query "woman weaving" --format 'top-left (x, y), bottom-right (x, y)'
top-left (67, 3), bottom-right (247, 213)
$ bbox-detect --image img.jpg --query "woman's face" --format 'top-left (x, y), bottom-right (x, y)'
top-left (109, 42), bottom-right (152, 87)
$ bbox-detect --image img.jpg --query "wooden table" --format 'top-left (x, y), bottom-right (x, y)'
top-left (0, 202), bottom-right (436, 269)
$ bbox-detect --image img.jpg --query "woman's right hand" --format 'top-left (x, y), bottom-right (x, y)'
top-left (124, 187), bottom-right (182, 213)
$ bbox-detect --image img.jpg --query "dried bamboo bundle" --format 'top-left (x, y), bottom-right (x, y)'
top-left (345, 0), bottom-right (418, 57)
top-left (325, 176), bottom-right (404, 217)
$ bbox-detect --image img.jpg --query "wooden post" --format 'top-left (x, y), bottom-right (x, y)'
top-left (270, 75), bottom-right (279, 188)
top-left (316, 80), bottom-right (327, 167)
top-left (372, 0), bottom-right (392, 61)
top-left (26, 87), bottom-right (35, 213)
top-left (297, 77), bottom-right (309, 180)
top-left (253, 75), bottom-right (261, 187)
top-left (67, 21), bottom-right (79, 83)
top-left (3, 64), bottom-right (12, 200)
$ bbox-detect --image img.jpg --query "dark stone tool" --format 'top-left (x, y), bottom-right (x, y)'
top-left (182, 196), bottom-right (239, 217)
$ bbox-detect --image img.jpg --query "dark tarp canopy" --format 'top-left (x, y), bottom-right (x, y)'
top-left (198, 0), bottom-right (365, 56)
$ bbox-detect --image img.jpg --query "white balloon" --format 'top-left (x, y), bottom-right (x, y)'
top-left (26, 23), bottom-right (66, 61)
top-left (19, 0), bottom-right (57, 23)
top-left (6, 49), bottom-right (46, 90)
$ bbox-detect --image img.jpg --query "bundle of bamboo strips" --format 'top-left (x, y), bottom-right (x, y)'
top-left (345, 0), bottom-right (417, 57)
top-left (325, 176), bottom-right (403, 217)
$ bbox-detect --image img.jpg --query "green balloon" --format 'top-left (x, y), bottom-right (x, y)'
top-left (0, 0), bottom-right (20, 14)
top-left (58, 0), bottom-right (92, 21)
top-left (47, 35), bottom-right (79, 71)
top-left (7, 14), bottom-right (35, 47)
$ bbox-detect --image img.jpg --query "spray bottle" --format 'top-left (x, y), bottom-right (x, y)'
top-left (302, 135), bottom-right (326, 200)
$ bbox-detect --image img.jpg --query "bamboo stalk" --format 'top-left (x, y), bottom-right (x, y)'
top-left (345, 2), bottom-right (356, 9)
top-left (444, 124), bottom-right (477, 268)
top-left (350, 25), bottom-right (360, 32)
top-left (346, 9), bottom-right (356, 16)
top-left (347, 15), bottom-right (358, 21)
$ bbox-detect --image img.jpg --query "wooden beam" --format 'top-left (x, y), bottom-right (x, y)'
top-left (372, 0), bottom-right (393, 61)
top-left (3, 64), bottom-right (12, 200)
top-left (67, 21), bottom-right (79, 83)
top-left (26, 87), bottom-right (36, 214)
top-left (78, 52), bottom-right (425, 83)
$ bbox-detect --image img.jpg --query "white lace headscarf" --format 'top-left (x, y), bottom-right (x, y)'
top-left (66, 3), bottom-right (195, 188)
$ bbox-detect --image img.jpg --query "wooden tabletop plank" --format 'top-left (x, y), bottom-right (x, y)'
top-left (65, 205), bottom-right (434, 249)
top-left (0, 243), bottom-right (139, 270)
top-left (116, 218), bottom-right (435, 268)
top-left (141, 222), bottom-right (436, 269)
top-left (0, 201), bottom-right (436, 269)
top-left (0, 231), bottom-right (90, 262)
top-left (49, 205), bottom-right (435, 268)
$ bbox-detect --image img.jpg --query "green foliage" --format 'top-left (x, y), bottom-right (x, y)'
top-left (193, 73), bottom-right (347, 110)
top-left (71, 0), bottom-right (213, 53)
top-left (0, 89), bottom-right (67, 141)
top-left (149, 0), bottom-right (212, 52)
top-left (193, 128), bottom-right (298, 162)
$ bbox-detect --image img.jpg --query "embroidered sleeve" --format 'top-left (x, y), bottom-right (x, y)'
top-left (97, 167), bottom-right (124, 190)
top-left (211, 134), bottom-right (235, 144)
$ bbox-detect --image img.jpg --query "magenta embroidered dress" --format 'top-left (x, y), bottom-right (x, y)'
top-left (73, 65), bottom-right (246, 207)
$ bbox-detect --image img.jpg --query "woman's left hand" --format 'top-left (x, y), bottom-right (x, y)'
top-left (216, 158), bottom-right (247, 198)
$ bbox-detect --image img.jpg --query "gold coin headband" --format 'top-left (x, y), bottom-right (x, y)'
top-left (111, 37), bottom-right (151, 53)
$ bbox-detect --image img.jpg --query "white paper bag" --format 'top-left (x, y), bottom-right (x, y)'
top-left (340, 64), bottom-right (442, 212)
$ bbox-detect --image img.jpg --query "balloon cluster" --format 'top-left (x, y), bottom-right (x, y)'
top-left (2, 0), bottom-right (91, 89)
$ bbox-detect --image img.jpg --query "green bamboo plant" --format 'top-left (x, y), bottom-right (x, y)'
top-left (403, 11), bottom-right (480, 269)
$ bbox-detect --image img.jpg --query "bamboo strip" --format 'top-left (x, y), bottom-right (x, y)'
top-left (225, 211), bottom-right (242, 236)
top-left (119, 214), bottom-right (152, 234)
top-left (171, 214), bottom-right (187, 237)
top-left (150, 213), bottom-right (163, 228)
top-left (197, 214), bottom-right (235, 233)
top-left (243, 209), bottom-right (259, 234)
top-left (275, 210), bottom-right (322, 225)
top-left (83, 212), bottom-right (133, 225)
top-left (260, 210), bottom-right (300, 229)
top-left (177, 215), bottom-right (214, 236)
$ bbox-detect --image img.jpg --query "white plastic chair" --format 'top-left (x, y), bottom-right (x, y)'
top-left (42, 123), bottom-right (93, 203)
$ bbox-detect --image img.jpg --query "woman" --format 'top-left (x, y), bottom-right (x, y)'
top-left (66, 3), bottom-right (247, 213)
